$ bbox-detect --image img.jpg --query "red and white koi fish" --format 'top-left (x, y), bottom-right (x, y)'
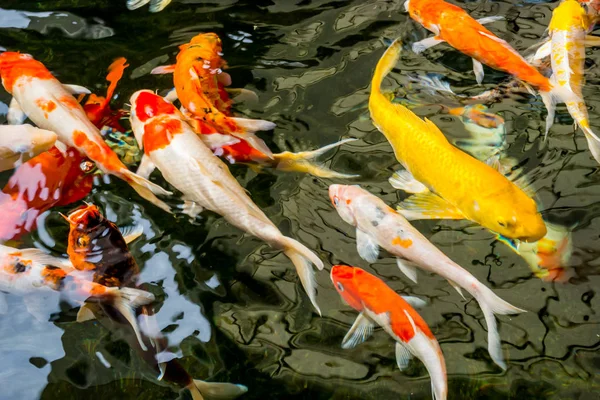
top-left (0, 124), bottom-right (56, 172)
top-left (0, 244), bottom-right (154, 321)
top-left (405, 0), bottom-right (578, 134)
top-left (127, 0), bottom-right (171, 12)
top-left (331, 265), bottom-right (446, 400)
top-left (329, 184), bottom-right (525, 369)
top-left (129, 90), bottom-right (324, 313)
top-left (532, 0), bottom-right (600, 164)
top-left (152, 32), bottom-right (276, 157)
top-left (0, 52), bottom-right (171, 212)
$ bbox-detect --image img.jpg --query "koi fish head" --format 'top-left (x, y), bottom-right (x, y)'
top-left (405, 0), bottom-right (442, 28)
top-left (0, 52), bottom-right (52, 93)
top-left (478, 186), bottom-right (546, 242)
top-left (330, 265), bottom-right (365, 311)
top-left (329, 184), bottom-right (364, 226)
top-left (64, 204), bottom-right (136, 286)
top-left (550, 0), bottom-right (589, 32)
top-left (187, 32), bottom-right (224, 59)
top-left (129, 90), bottom-right (179, 151)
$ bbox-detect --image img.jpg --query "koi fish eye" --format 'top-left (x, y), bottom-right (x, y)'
top-left (333, 196), bottom-right (340, 207)
top-left (336, 282), bottom-right (344, 292)
top-left (77, 236), bottom-right (90, 247)
top-left (497, 220), bottom-right (515, 229)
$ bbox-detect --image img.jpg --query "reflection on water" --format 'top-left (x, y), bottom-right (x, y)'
top-left (0, 0), bottom-right (599, 399)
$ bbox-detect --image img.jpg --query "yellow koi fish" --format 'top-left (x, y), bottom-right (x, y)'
top-left (534, 0), bottom-right (600, 164)
top-left (369, 40), bottom-right (546, 242)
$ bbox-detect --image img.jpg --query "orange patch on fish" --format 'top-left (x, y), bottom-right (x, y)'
top-left (41, 265), bottom-right (67, 288)
top-left (143, 118), bottom-right (183, 154)
top-left (0, 52), bottom-right (54, 93)
top-left (72, 130), bottom-right (124, 172)
top-left (135, 91), bottom-right (177, 122)
top-left (59, 95), bottom-right (82, 110)
top-left (35, 98), bottom-right (57, 118)
top-left (392, 236), bottom-right (413, 248)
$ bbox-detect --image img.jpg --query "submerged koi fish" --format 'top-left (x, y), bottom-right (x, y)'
top-left (0, 124), bottom-right (56, 172)
top-left (532, 0), bottom-right (600, 164)
top-left (152, 33), bottom-right (275, 157)
top-left (331, 265), bottom-right (447, 400)
top-left (370, 40), bottom-right (546, 242)
top-left (0, 243), bottom-right (154, 320)
top-left (0, 52), bottom-right (171, 212)
top-left (127, 0), bottom-right (171, 12)
top-left (84, 57), bottom-right (129, 132)
top-left (405, 0), bottom-right (577, 133)
top-left (330, 184), bottom-right (525, 369)
top-left (129, 90), bottom-right (324, 313)
top-left (65, 204), bottom-right (247, 400)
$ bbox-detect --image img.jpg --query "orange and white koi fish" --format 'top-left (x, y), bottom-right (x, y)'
top-left (331, 265), bottom-right (447, 400)
top-left (65, 204), bottom-right (248, 400)
top-left (127, 0), bottom-right (171, 12)
top-left (329, 184), bottom-right (525, 369)
top-left (0, 244), bottom-right (154, 321)
top-left (370, 40), bottom-right (546, 242)
top-left (532, 0), bottom-right (600, 164)
top-left (0, 52), bottom-right (171, 212)
top-left (579, 0), bottom-right (600, 26)
top-left (129, 90), bottom-right (324, 313)
top-left (152, 33), bottom-right (276, 157)
top-left (405, 0), bottom-right (578, 132)
top-left (0, 124), bottom-right (56, 172)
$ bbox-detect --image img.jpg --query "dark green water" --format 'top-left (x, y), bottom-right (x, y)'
top-left (0, 0), bottom-right (599, 399)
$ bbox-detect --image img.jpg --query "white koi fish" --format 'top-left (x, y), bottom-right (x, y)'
top-left (329, 184), bottom-right (526, 369)
top-left (0, 124), bottom-right (56, 171)
top-left (129, 90), bottom-right (324, 313)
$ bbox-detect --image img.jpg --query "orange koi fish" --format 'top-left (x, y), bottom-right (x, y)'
top-left (152, 32), bottom-right (276, 157)
top-left (65, 204), bottom-right (247, 400)
top-left (406, 0), bottom-right (578, 133)
top-left (330, 184), bottom-right (525, 369)
top-left (331, 265), bottom-right (447, 400)
top-left (84, 57), bottom-right (129, 132)
top-left (0, 52), bottom-right (171, 212)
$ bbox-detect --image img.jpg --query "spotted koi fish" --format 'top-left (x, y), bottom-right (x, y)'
top-left (151, 32), bottom-right (276, 157)
top-left (0, 124), bottom-right (56, 172)
top-left (129, 90), bottom-right (324, 313)
top-left (0, 52), bottom-right (171, 212)
top-left (0, 243), bottom-right (154, 322)
top-left (532, 0), bottom-right (600, 164)
top-left (65, 204), bottom-right (247, 400)
top-left (331, 265), bottom-right (447, 400)
top-left (405, 0), bottom-right (579, 134)
top-left (329, 184), bottom-right (525, 369)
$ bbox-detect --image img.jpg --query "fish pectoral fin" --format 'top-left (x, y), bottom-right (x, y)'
top-left (396, 192), bottom-right (464, 220)
top-left (585, 35), bottom-right (600, 47)
top-left (136, 154), bottom-right (156, 179)
top-left (356, 229), bottom-right (379, 263)
top-left (17, 249), bottom-right (72, 270)
top-left (447, 280), bottom-right (466, 300)
top-left (401, 296), bottom-right (428, 309)
top-left (341, 312), bottom-right (376, 349)
top-left (473, 59), bottom-right (484, 85)
top-left (225, 88), bottom-right (260, 104)
top-left (412, 36), bottom-right (444, 54)
top-left (127, 0), bottom-right (150, 10)
top-left (476, 16), bottom-right (504, 24)
top-left (193, 379), bottom-right (248, 400)
top-left (532, 40), bottom-right (551, 61)
top-left (119, 224), bottom-right (145, 244)
top-left (164, 88), bottom-right (178, 102)
top-left (396, 258), bottom-right (419, 283)
top-left (76, 304), bottom-right (97, 322)
top-left (180, 200), bottom-right (204, 219)
top-left (395, 342), bottom-right (414, 371)
top-left (63, 84), bottom-right (91, 95)
top-left (389, 170), bottom-right (429, 193)
top-left (7, 98), bottom-right (27, 125)
top-left (151, 65), bottom-right (176, 75)
top-left (54, 140), bottom-right (68, 156)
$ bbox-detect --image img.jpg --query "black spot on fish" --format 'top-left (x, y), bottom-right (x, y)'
top-left (371, 220), bottom-right (379, 227)
top-left (375, 206), bottom-right (386, 219)
top-left (44, 265), bottom-right (60, 271)
top-left (13, 261), bottom-right (29, 273)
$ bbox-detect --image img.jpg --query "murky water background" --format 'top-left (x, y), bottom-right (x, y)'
top-left (0, 0), bottom-right (599, 399)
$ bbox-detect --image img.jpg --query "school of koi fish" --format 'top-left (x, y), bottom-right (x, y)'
top-left (0, 0), bottom-right (598, 399)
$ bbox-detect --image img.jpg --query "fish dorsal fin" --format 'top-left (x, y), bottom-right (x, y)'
top-left (341, 312), bottom-right (376, 349)
top-left (397, 192), bottom-right (464, 221)
top-left (17, 249), bottom-right (73, 271)
top-left (395, 341), bottom-right (413, 370)
top-left (401, 296), bottom-right (427, 309)
top-left (356, 229), bottom-right (379, 263)
top-left (63, 84), bottom-right (91, 95)
top-left (77, 304), bottom-right (97, 322)
top-left (422, 118), bottom-right (448, 142)
top-left (396, 258), bottom-right (418, 283)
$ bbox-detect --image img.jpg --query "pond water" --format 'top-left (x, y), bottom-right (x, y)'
top-left (0, 0), bottom-right (599, 399)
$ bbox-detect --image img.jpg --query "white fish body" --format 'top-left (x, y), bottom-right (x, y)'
top-left (0, 124), bottom-right (56, 171)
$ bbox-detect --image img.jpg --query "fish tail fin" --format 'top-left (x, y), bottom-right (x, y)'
top-left (108, 287), bottom-right (155, 352)
top-left (540, 84), bottom-right (582, 139)
top-left (273, 138), bottom-right (359, 178)
top-left (470, 283), bottom-right (526, 370)
top-left (188, 380), bottom-right (248, 400)
top-left (371, 39), bottom-right (403, 99)
top-left (282, 237), bottom-right (324, 315)
top-left (228, 117), bottom-right (276, 159)
top-left (580, 125), bottom-right (600, 164)
top-left (120, 169), bottom-right (172, 213)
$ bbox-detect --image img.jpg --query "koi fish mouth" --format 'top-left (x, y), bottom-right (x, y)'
top-left (63, 203), bottom-right (102, 227)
